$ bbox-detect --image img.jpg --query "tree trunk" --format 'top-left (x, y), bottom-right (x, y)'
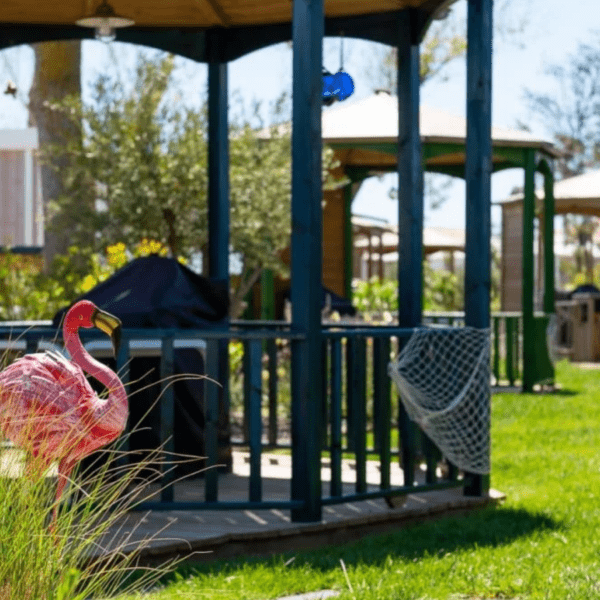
top-left (28, 41), bottom-right (82, 270)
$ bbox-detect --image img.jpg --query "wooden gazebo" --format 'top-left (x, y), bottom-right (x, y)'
top-left (0, 0), bottom-right (494, 521)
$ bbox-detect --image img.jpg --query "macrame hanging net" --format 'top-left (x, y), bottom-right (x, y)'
top-left (388, 326), bottom-right (491, 475)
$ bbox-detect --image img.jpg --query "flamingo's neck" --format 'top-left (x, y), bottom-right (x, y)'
top-left (64, 320), bottom-right (128, 430)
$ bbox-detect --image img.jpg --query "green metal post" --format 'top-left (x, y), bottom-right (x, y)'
top-left (493, 316), bottom-right (500, 382)
top-left (539, 160), bottom-right (555, 314)
top-left (290, 0), bottom-right (324, 523)
top-left (261, 269), bottom-right (275, 320)
top-left (506, 317), bottom-right (514, 385)
top-left (522, 149), bottom-right (536, 392)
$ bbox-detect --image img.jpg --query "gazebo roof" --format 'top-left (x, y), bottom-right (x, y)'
top-left (2, 0), bottom-right (453, 28)
top-left (323, 92), bottom-right (553, 149)
top-left (501, 169), bottom-right (600, 216)
top-left (353, 216), bottom-right (466, 255)
top-left (322, 91), bottom-right (560, 176)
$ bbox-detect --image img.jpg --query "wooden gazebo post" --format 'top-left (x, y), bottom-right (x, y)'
top-left (396, 8), bottom-right (423, 490)
top-left (464, 0), bottom-right (493, 495)
top-left (290, 0), bottom-right (324, 522)
top-left (206, 59), bottom-right (231, 494)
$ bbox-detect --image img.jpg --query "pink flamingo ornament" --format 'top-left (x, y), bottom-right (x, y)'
top-left (0, 300), bottom-right (127, 519)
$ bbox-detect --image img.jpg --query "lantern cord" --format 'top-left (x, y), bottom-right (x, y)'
top-left (339, 33), bottom-right (345, 71)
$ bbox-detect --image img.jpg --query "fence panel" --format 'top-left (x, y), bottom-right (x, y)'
top-left (0, 322), bottom-right (476, 517)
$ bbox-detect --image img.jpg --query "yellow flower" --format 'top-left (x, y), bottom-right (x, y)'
top-left (80, 274), bottom-right (98, 293)
top-left (106, 242), bottom-right (127, 266)
top-left (136, 239), bottom-right (168, 257)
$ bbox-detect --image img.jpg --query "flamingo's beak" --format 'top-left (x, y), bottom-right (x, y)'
top-left (93, 308), bottom-right (122, 358)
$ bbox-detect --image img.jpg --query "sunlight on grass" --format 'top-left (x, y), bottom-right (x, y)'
top-left (116, 360), bottom-right (600, 600)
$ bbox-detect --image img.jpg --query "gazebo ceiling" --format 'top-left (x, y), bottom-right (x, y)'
top-left (0, 0), bottom-right (457, 60)
top-left (2, 0), bottom-right (453, 28)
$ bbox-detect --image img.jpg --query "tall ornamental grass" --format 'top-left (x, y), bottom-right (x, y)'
top-left (0, 346), bottom-right (203, 599)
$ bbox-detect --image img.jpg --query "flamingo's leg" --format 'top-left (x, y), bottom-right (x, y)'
top-left (52, 458), bottom-right (75, 524)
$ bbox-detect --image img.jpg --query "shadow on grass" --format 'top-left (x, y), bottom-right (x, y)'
top-left (167, 506), bottom-right (562, 580)
top-left (494, 387), bottom-right (578, 397)
top-left (546, 387), bottom-right (577, 396)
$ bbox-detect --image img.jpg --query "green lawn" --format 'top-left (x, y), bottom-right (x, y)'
top-left (122, 361), bottom-right (600, 599)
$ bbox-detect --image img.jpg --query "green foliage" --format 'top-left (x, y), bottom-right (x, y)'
top-left (0, 249), bottom-right (96, 320)
top-left (422, 261), bottom-right (464, 312)
top-left (40, 52), bottom-right (341, 319)
top-left (352, 277), bottom-right (398, 316)
top-left (352, 265), bottom-right (467, 319)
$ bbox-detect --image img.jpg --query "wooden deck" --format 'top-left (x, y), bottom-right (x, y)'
top-left (93, 451), bottom-right (504, 565)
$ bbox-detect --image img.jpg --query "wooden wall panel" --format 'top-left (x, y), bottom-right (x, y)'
top-left (322, 187), bottom-right (346, 297)
top-left (0, 151), bottom-right (24, 246)
top-left (501, 202), bottom-right (523, 311)
top-left (0, 149), bottom-right (43, 248)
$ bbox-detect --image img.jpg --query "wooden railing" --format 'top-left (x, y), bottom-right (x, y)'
top-left (0, 320), bottom-right (485, 518)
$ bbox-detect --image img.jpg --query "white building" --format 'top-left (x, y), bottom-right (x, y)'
top-left (0, 128), bottom-right (44, 248)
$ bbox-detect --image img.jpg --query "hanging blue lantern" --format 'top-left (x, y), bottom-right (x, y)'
top-left (322, 69), bottom-right (354, 104)
top-left (334, 71), bottom-right (354, 101)
top-left (322, 35), bottom-right (354, 105)
top-left (322, 70), bottom-right (337, 105)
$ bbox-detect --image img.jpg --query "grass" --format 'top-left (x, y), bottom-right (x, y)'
top-left (116, 360), bottom-right (600, 599)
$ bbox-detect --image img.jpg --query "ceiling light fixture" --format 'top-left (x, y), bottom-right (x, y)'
top-left (76, 1), bottom-right (134, 43)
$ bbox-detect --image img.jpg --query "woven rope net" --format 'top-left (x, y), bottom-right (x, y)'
top-left (388, 326), bottom-right (491, 475)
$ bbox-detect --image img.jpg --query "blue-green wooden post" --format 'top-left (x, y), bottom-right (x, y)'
top-left (248, 340), bottom-right (263, 502)
top-left (463, 0), bottom-right (493, 496)
top-left (397, 8), bottom-right (423, 330)
top-left (208, 61), bottom-right (231, 472)
top-left (266, 338), bottom-right (278, 446)
top-left (344, 183), bottom-right (354, 300)
top-left (204, 340), bottom-right (220, 502)
top-left (522, 149), bottom-right (536, 392)
top-left (290, 0), bottom-right (324, 523)
top-left (160, 336), bottom-right (175, 503)
top-left (208, 62), bottom-right (229, 282)
top-left (115, 338), bottom-right (130, 464)
top-left (330, 338), bottom-right (343, 497)
top-left (396, 9), bottom-right (423, 490)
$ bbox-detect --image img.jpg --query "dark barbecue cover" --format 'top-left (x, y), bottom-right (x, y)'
top-left (53, 255), bottom-right (229, 478)
top-left (53, 255), bottom-right (228, 328)
top-left (282, 284), bottom-right (357, 317)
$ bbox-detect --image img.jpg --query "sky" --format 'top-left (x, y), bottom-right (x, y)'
top-left (1, 0), bottom-right (600, 238)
